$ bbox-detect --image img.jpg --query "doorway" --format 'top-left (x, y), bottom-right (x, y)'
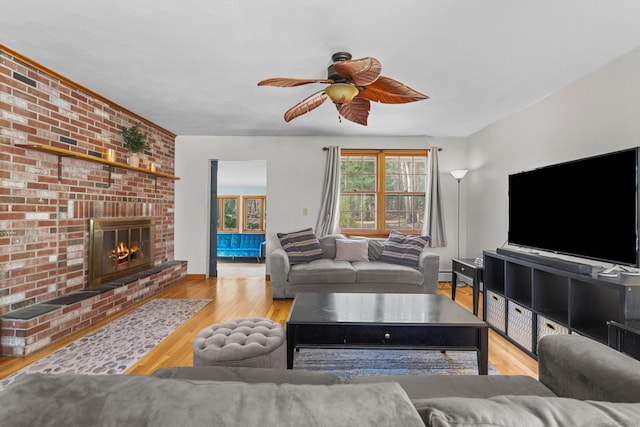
top-left (208, 160), bottom-right (267, 278)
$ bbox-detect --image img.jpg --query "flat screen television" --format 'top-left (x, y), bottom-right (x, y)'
top-left (508, 147), bottom-right (639, 268)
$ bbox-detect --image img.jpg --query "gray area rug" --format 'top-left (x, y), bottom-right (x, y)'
top-left (293, 348), bottom-right (497, 379)
top-left (1, 298), bottom-right (211, 391)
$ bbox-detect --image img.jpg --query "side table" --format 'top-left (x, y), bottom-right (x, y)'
top-left (451, 258), bottom-right (483, 316)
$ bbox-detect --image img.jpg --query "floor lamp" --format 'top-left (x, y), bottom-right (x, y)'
top-left (450, 169), bottom-right (468, 259)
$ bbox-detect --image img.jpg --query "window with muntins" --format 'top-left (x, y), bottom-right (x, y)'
top-left (217, 196), bottom-right (239, 232)
top-left (340, 149), bottom-right (427, 236)
top-left (243, 196), bottom-right (266, 232)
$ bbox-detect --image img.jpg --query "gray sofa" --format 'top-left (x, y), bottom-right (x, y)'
top-left (2, 335), bottom-right (640, 426)
top-left (269, 234), bottom-right (440, 299)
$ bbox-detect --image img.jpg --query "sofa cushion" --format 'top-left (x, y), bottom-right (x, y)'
top-left (318, 234), bottom-right (346, 259)
top-left (218, 233), bottom-right (233, 249)
top-left (351, 375), bottom-right (556, 400)
top-left (0, 374), bottom-right (425, 427)
top-left (277, 228), bottom-right (322, 264)
top-left (352, 261), bottom-right (424, 285)
top-left (379, 230), bottom-right (430, 268)
top-left (335, 239), bottom-right (369, 262)
top-left (413, 395), bottom-right (640, 427)
top-left (346, 236), bottom-right (386, 261)
top-left (239, 233), bottom-right (265, 249)
top-left (288, 259), bottom-right (357, 283)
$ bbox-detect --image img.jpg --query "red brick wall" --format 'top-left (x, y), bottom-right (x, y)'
top-left (0, 46), bottom-right (178, 316)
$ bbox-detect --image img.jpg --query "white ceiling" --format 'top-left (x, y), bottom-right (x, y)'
top-left (3, 1), bottom-right (640, 138)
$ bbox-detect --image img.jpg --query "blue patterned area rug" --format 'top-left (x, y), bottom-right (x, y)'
top-left (0, 299), bottom-right (211, 391)
top-left (293, 348), bottom-right (497, 379)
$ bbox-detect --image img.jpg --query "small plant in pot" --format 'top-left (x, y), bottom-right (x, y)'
top-left (121, 123), bottom-right (151, 167)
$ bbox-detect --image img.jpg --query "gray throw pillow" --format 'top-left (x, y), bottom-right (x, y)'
top-left (317, 234), bottom-right (345, 259)
top-left (345, 236), bottom-right (385, 261)
top-left (335, 239), bottom-right (369, 262)
top-left (277, 228), bottom-right (322, 264)
top-left (367, 239), bottom-right (385, 261)
top-left (379, 230), bottom-right (430, 268)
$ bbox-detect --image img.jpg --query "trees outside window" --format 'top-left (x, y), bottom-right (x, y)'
top-left (243, 196), bottom-right (266, 232)
top-left (340, 150), bottom-right (427, 236)
top-left (217, 196), bottom-right (239, 232)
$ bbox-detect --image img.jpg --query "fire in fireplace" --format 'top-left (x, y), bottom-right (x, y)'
top-left (89, 217), bottom-right (155, 286)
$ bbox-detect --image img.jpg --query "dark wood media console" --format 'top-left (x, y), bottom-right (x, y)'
top-left (483, 250), bottom-right (640, 358)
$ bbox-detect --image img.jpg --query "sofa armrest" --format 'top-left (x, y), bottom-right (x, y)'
top-left (538, 334), bottom-right (640, 402)
top-left (418, 251), bottom-right (439, 294)
top-left (268, 248), bottom-right (290, 298)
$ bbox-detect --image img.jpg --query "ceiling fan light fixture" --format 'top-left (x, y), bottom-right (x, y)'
top-left (324, 83), bottom-right (359, 105)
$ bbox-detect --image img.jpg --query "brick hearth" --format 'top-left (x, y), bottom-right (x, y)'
top-left (0, 46), bottom-right (184, 356)
top-left (1, 261), bottom-right (186, 356)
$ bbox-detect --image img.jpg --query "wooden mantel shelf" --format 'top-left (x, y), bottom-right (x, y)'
top-left (16, 144), bottom-right (180, 186)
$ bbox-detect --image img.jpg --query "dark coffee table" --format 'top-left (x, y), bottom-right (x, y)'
top-left (286, 292), bottom-right (489, 374)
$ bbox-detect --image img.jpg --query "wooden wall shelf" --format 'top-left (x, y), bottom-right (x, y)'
top-left (16, 143), bottom-right (180, 187)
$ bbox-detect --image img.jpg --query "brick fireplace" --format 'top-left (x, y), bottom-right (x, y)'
top-left (0, 46), bottom-right (186, 356)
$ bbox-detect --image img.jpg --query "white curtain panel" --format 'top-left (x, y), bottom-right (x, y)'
top-left (315, 146), bottom-right (341, 236)
top-left (422, 146), bottom-right (447, 247)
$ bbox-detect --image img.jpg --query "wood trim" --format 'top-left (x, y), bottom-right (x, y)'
top-left (186, 274), bottom-right (206, 279)
top-left (0, 44), bottom-right (176, 138)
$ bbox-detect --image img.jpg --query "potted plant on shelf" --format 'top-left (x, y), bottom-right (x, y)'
top-left (121, 123), bottom-right (151, 167)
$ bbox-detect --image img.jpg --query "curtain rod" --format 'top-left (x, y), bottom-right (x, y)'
top-left (322, 147), bottom-right (442, 151)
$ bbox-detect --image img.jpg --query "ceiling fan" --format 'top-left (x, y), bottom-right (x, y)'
top-left (258, 52), bottom-right (429, 126)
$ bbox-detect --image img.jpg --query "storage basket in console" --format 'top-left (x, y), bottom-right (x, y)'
top-left (486, 290), bottom-right (506, 333)
top-left (507, 300), bottom-right (533, 352)
top-left (537, 315), bottom-right (569, 348)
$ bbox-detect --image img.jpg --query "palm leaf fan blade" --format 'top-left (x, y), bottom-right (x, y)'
top-left (284, 91), bottom-right (329, 122)
top-left (258, 78), bottom-right (333, 87)
top-left (333, 57), bottom-right (382, 86)
top-left (357, 76), bottom-right (429, 104)
top-left (337, 97), bottom-right (370, 126)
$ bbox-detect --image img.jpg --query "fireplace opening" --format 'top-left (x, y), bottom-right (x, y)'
top-left (89, 217), bottom-right (155, 286)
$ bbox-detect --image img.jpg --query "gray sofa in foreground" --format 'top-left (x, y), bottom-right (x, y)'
top-left (1, 335), bottom-right (640, 426)
top-left (269, 234), bottom-right (440, 299)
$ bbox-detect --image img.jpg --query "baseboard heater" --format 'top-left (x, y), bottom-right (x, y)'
top-left (496, 247), bottom-right (593, 275)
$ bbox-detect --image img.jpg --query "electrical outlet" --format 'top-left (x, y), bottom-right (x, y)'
top-left (302, 208), bottom-right (308, 216)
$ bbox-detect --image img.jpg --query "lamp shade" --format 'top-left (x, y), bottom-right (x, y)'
top-left (450, 169), bottom-right (468, 181)
top-left (324, 83), bottom-right (359, 104)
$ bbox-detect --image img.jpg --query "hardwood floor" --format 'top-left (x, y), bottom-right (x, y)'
top-left (0, 263), bottom-right (537, 379)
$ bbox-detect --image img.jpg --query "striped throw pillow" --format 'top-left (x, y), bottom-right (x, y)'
top-left (379, 230), bottom-right (430, 269)
top-left (277, 228), bottom-right (323, 264)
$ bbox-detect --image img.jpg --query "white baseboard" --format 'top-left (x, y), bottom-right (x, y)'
top-left (439, 272), bottom-right (452, 282)
top-left (438, 271), bottom-right (475, 287)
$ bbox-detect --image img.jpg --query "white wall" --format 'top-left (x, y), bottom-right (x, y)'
top-left (176, 46), bottom-right (640, 277)
top-left (467, 46), bottom-right (640, 263)
top-left (175, 136), bottom-right (467, 275)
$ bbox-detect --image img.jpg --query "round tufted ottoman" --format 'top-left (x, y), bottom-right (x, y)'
top-left (192, 318), bottom-right (286, 369)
